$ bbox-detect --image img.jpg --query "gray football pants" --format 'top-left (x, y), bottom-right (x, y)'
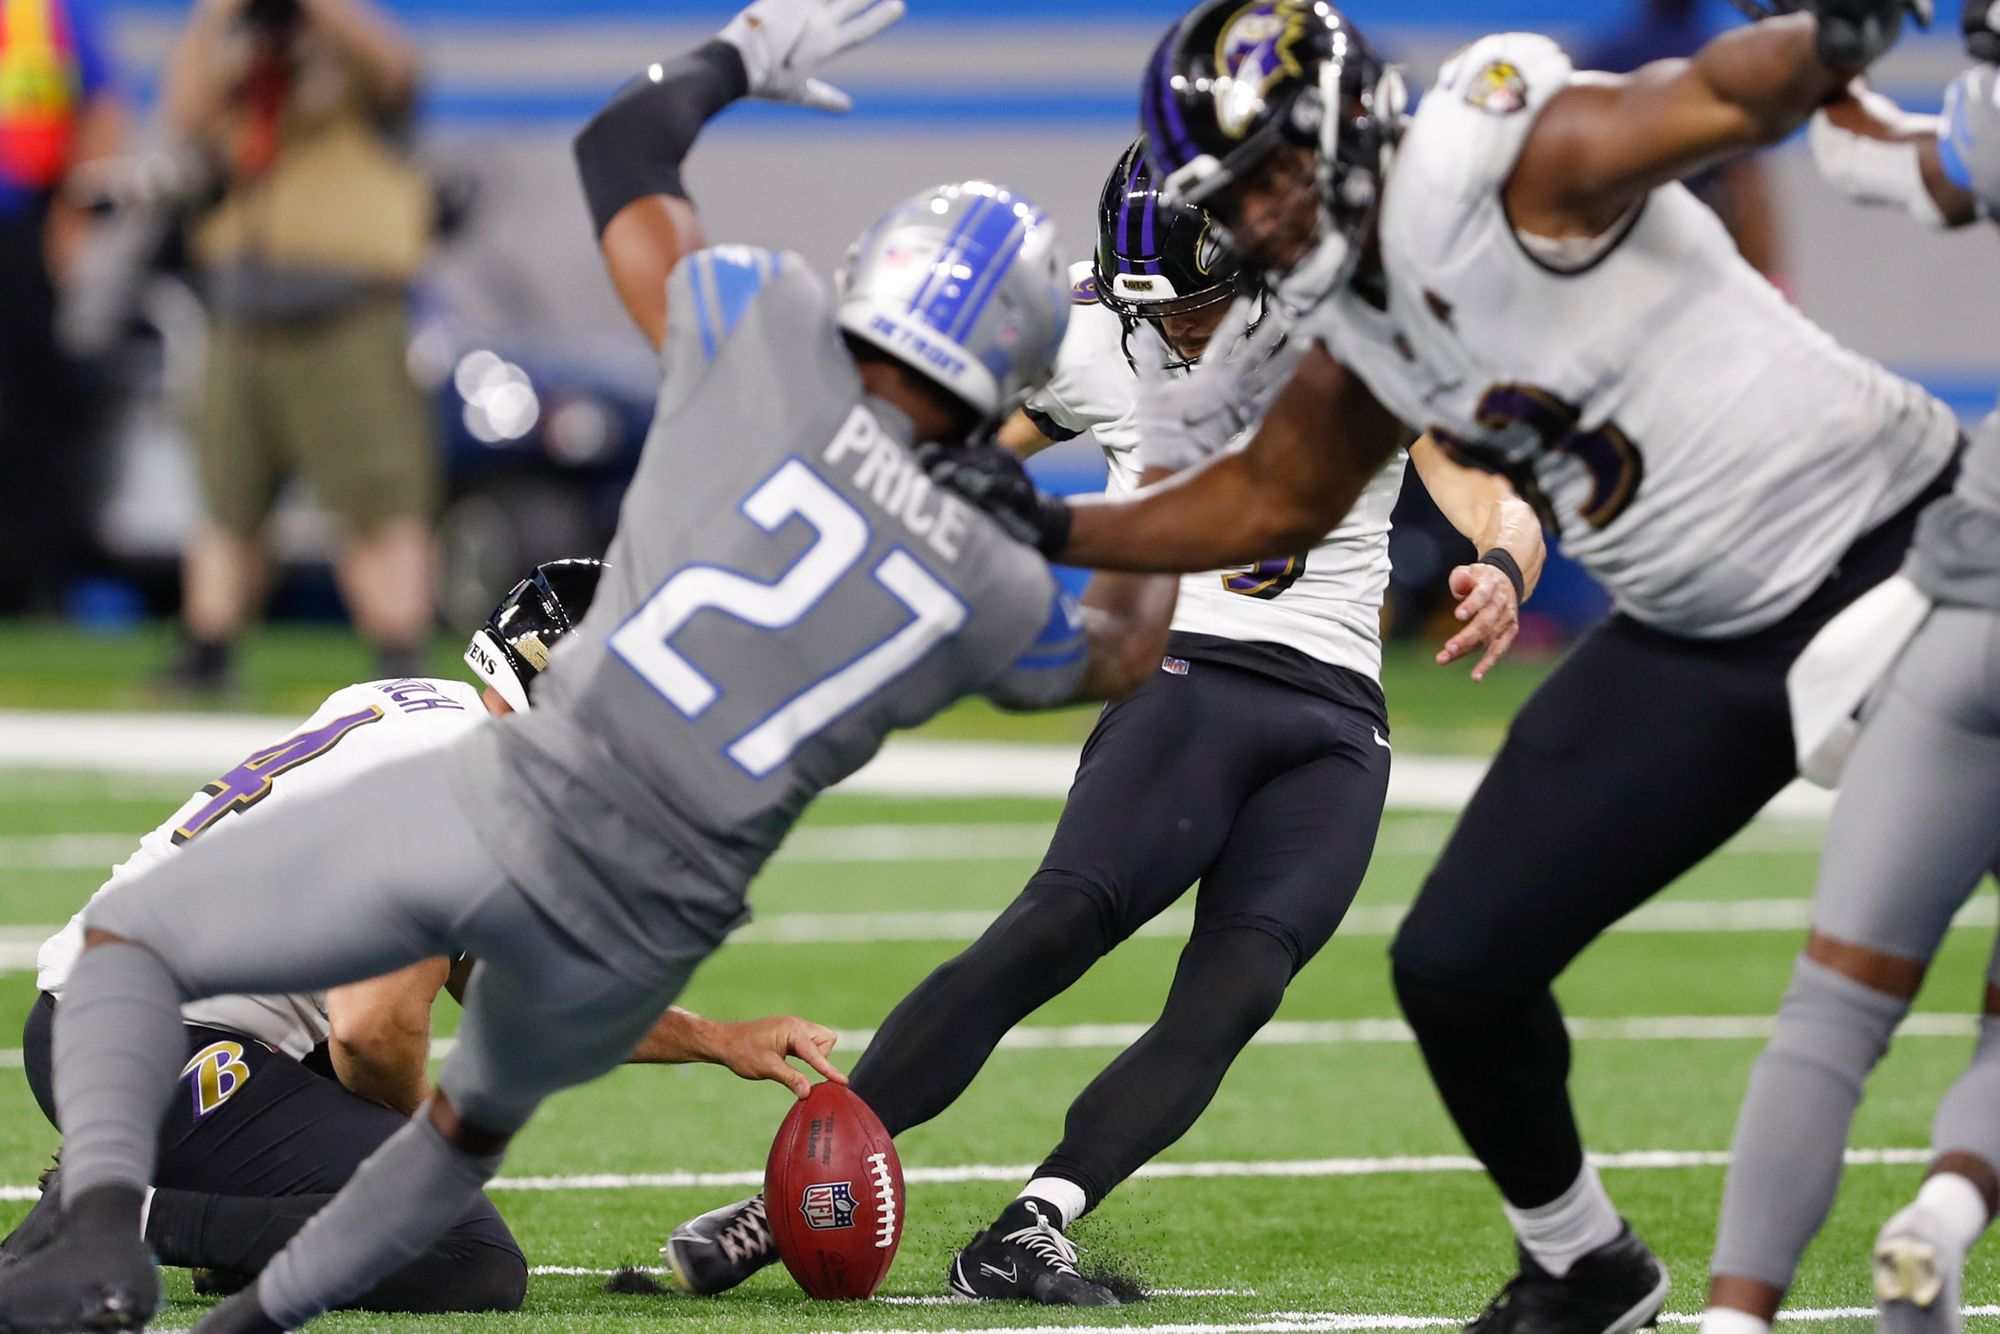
top-left (80, 738), bottom-right (709, 1138)
top-left (1713, 605), bottom-right (2000, 1290)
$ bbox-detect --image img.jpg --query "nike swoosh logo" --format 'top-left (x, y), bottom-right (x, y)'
top-left (1372, 729), bottom-right (1391, 750)
top-left (980, 1263), bottom-right (1019, 1283)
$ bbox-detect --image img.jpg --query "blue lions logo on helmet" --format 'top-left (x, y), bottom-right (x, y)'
top-left (1213, 0), bottom-right (1310, 139)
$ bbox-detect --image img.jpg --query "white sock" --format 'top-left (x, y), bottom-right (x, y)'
top-left (138, 1186), bottom-right (155, 1236)
top-left (1503, 1163), bottom-right (1622, 1279)
top-left (1698, 1306), bottom-right (1771, 1334)
top-left (1916, 1172), bottom-right (1991, 1252)
top-left (1018, 1177), bottom-right (1088, 1230)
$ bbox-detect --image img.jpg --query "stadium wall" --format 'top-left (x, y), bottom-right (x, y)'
top-left (96, 0), bottom-right (1996, 417)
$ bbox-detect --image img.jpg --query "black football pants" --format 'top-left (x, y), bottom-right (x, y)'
top-left (849, 655), bottom-right (1391, 1213)
top-left (1390, 459), bottom-right (1954, 1210)
top-left (21, 994), bottom-right (525, 1313)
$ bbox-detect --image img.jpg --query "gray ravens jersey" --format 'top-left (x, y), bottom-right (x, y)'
top-left (455, 246), bottom-right (1084, 968)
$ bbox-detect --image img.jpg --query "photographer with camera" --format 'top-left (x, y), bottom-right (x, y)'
top-left (160, 0), bottom-right (436, 691)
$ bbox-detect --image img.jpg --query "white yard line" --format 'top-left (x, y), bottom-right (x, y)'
top-left (0, 1012), bottom-right (1981, 1074)
top-left (0, 815), bottom-right (1828, 874)
top-left (2, 1145), bottom-right (1882, 1204)
top-left (817, 1311), bottom-right (2000, 1334)
top-left (13, 892), bottom-right (1966, 971)
top-left (0, 1011), bottom-right (1982, 1074)
top-left (0, 708), bottom-right (1843, 815)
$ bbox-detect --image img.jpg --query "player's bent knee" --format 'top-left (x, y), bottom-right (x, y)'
top-left (1392, 963), bottom-right (1538, 1038)
top-left (450, 1239), bottom-right (528, 1313)
top-left (80, 927), bottom-right (130, 950)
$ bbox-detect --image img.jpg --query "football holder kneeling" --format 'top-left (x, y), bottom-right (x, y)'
top-left (765, 1083), bottom-right (904, 1298)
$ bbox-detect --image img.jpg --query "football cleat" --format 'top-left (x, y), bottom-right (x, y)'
top-left (0, 1162), bottom-right (62, 1270)
top-left (0, 1186), bottom-right (158, 1333)
top-left (662, 1194), bottom-right (780, 1296)
top-left (1465, 1224), bottom-right (1668, 1334)
top-left (947, 1198), bottom-right (1119, 1307)
top-left (1873, 1202), bottom-right (1965, 1334)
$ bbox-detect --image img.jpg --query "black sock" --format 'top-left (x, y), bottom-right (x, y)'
top-left (178, 634), bottom-right (233, 676)
top-left (1393, 965), bottom-right (1583, 1208)
top-left (374, 644), bottom-right (427, 682)
top-left (848, 879), bottom-right (1112, 1137)
top-left (1035, 927), bottom-right (1293, 1214)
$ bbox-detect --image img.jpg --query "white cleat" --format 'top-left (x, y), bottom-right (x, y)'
top-left (1872, 1204), bottom-right (1964, 1334)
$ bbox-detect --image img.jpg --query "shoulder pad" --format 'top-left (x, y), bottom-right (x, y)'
top-left (1400, 33), bottom-right (1575, 205)
top-left (667, 246), bottom-right (825, 366)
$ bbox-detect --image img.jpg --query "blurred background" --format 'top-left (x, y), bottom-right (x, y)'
top-left (1, 0), bottom-right (1994, 705)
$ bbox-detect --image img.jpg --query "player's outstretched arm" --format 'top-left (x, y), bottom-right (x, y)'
top-left (1509, 9), bottom-right (1905, 238)
top-left (326, 956), bottom-right (453, 1116)
top-left (574, 0), bottom-right (904, 350)
top-left (1061, 344), bottom-right (1407, 572)
top-left (1410, 436), bottom-right (1546, 682)
top-left (1814, 69), bottom-right (1995, 226)
top-left (626, 1008), bottom-right (845, 1099)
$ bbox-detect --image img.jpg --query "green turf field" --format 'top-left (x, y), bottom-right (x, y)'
top-left (0, 620), bottom-right (1549, 755)
top-left (2, 750), bottom-right (1996, 1331)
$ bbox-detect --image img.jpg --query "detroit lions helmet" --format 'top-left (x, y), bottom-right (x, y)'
top-left (464, 558), bottom-right (605, 712)
top-left (835, 180), bottom-right (1070, 428)
top-left (1139, 0), bottom-right (1405, 293)
top-left (1094, 137), bottom-right (1246, 370)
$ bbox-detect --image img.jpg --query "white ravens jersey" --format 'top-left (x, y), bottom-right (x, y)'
top-left (1029, 262), bottom-right (1407, 681)
top-left (38, 677), bottom-right (485, 1058)
top-left (1297, 33), bottom-right (1958, 640)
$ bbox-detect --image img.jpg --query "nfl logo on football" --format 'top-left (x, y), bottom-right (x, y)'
top-left (800, 1181), bottom-right (858, 1231)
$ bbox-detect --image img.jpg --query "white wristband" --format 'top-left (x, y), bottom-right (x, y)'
top-left (1809, 108), bottom-right (1948, 229)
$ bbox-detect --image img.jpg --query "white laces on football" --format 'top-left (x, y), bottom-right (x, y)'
top-left (1002, 1208), bottom-right (1082, 1275)
top-left (717, 1199), bottom-right (773, 1262)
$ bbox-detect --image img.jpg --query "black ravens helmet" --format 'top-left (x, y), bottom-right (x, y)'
top-left (1138, 0), bottom-right (1405, 291)
top-left (464, 558), bottom-right (606, 712)
top-left (1093, 137), bottom-right (1245, 370)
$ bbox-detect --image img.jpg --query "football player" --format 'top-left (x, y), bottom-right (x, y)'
top-left (1703, 24), bottom-right (2000, 1334)
top-left (0, 559), bottom-right (845, 1316)
top-left (925, 1), bottom-right (1957, 1330)
top-left (661, 138), bottom-right (1544, 1307)
top-left (0, 0), bottom-right (1180, 1327)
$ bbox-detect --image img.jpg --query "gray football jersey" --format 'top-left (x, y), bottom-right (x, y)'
top-left (1907, 405), bottom-right (2000, 608)
top-left (454, 246), bottom-right (1084, 968)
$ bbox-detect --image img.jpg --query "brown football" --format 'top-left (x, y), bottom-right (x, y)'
top-left (764, 1082), bottom-right (904, 1299)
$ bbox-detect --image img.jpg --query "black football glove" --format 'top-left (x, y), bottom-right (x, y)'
top-left (1967, 0), bottom-right (2000, 60)
top-left (1723, 0), bottom-right (1931, 68)
top-left (914, 441), bottom-right (1073, 559)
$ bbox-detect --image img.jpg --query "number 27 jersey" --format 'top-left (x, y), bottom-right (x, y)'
top-left (476, 247), bottom-right (1081, 964)
top-left (1301, 33), bottom-right (1958, 639)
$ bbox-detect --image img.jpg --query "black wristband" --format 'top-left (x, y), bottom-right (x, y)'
top-left (1478, 548), bottom-right (1526, 604)
top-left (573, 40), bottom-right (748, 236)
top-left (1035, 496), bottom-right (1075, 561)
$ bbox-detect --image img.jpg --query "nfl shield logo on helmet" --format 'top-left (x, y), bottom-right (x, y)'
top-left (801, 1181), bottom-right (858, 1230)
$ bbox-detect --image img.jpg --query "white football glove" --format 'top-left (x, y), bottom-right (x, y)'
top-left (1134, 296), bottom-right (1302, 474)
top-left (717, 0), bottom-right (906, 114)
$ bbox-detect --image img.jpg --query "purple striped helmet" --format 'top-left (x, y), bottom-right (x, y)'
top-left (1138, 0), bottom-right (1405, 288)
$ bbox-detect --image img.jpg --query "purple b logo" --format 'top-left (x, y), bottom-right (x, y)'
top-left (800, 1181), bottom-right (858, 1231)
top-left (1213, 0), bottom-right (1309, 139)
